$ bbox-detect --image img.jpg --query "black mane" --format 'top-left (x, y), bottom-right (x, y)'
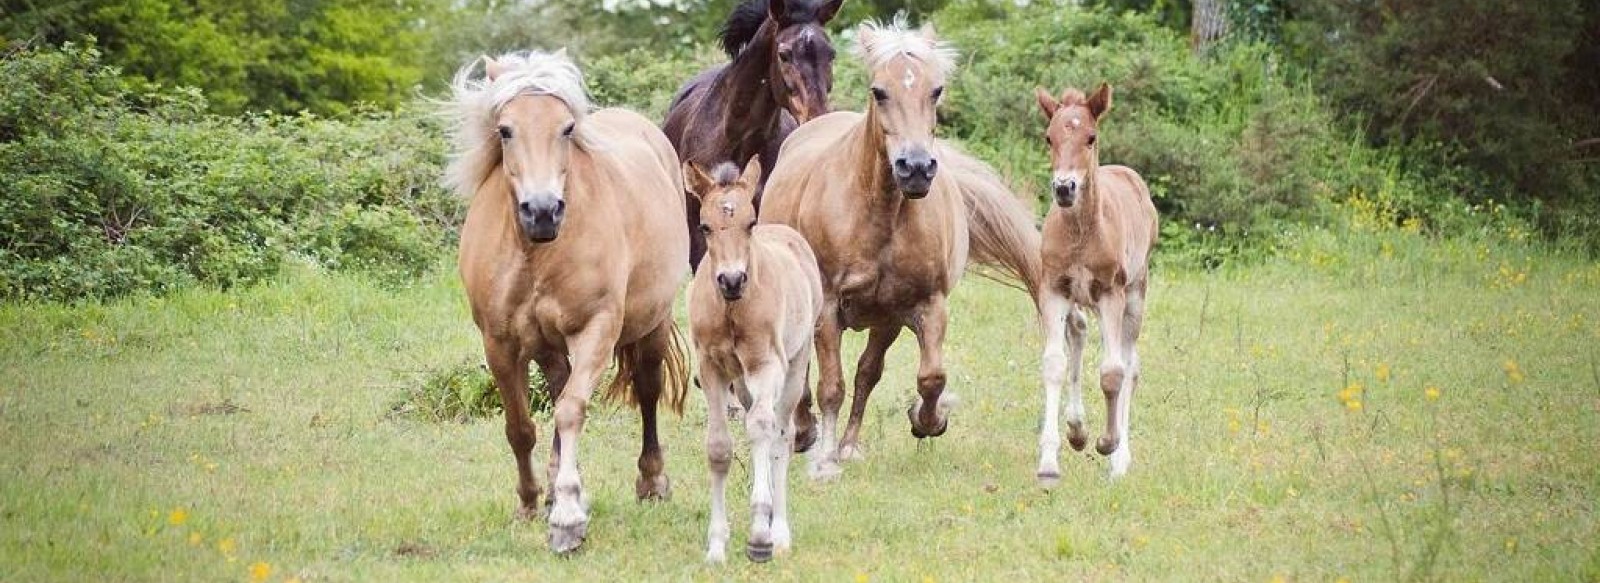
top-left (720, 0), bottom-right (834, 57)
top-left (720, 0), bottom-right (771, 57)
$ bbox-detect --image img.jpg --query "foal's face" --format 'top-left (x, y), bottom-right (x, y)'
top-left (496, 95), bottom-right (576, 242)
top-left (868, 47), bottom-right (946, 198)
top-left (1036, 83), bottom-right (1112, 208)
top-left (685, 160), bottom-right (762, 301)
top-left (771, 23), bottom-right (836, 123)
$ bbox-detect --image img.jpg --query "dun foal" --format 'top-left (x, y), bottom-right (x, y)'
top-left (686, 161), bottom-right (824, 563)
top-left (1034, 83), bottom-right (1158, 480)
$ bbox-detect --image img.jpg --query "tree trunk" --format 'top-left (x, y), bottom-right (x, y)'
top-left (1191, 0), bottom-right (1229, 54)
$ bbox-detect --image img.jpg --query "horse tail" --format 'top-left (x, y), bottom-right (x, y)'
top-left (601, 320), bottom-right (691, 415)
top-left (947, 148), bottom-right (1043, 311)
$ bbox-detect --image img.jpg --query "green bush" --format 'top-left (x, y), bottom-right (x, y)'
top-left (0, 43), bottom-right (457, 301)
top-left (391, 359), bottom-right (551, 423)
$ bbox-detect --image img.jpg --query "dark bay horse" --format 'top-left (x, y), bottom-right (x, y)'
top-left (661, 0), bottom-right (843, 271)
top-left (444, 50), bottom-right (691, 554)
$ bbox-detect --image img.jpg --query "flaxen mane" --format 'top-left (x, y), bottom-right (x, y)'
top-left (439, 50), bottom-right (606, 199)
top-left (852, 17), bottom-right (959, 76)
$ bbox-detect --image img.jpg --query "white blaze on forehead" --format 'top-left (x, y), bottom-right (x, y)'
top-left (720, 198), bottom-right (736, 217)
top-left (1070, 117), bottom-right (1082, 128)
top-left (903, 65), bottom-right (916, 90)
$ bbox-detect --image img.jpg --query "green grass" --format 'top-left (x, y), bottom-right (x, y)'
top-left (3, 236), bottom-right (1599, 582)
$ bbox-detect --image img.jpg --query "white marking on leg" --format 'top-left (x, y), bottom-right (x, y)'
top-left (1037, 293), bottom-right (1070, 480)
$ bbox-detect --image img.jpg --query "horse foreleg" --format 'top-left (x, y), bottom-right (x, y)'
top-left (742, 363), bottom-right (784, 563)
top-left (632, 325), bottom-right (673, 501)
top-left (771, 345), bottom-right (808, 553)
top-left (907, 295), bottom-right (955, 438)
top-left (547, 322), bottom-right (618, 554)
top-left (1094, 289), bottom-right (1129, 464)
top-left (486, 339), bottom-right (540, 519)
top-left (1037, 292), bottom-right (1070, 484)
top-left (838, 325), bottom-right (900, 460)
top-left (1109, 280), bottom-right (1148, 478)
top-left (807, 305), bottom-right (846, 480)
top-left (699, 357), bottom-right (733, 563)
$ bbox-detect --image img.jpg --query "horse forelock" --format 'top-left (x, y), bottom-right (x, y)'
top-left (710, 162), bottom-right (742, 187)
top-left (1058, 89), bottom-right (1088, 107)
top-left (854, 17), bottom-right (958, 77)
top-left (441, 50), bottom-right (602, 199)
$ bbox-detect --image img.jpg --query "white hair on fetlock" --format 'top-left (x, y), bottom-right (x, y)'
top-left (438, 49), bottom-right (608, 199)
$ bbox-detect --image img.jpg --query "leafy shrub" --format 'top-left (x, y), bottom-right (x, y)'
top-left (0, 43), bottom-right (457, 301)
top-left (391, 359), bottom-right (551, 423)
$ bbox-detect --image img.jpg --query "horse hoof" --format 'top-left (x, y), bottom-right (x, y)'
top-left (1036, 471), bottom-right (1061, 488)
top-left (746, 540), bottom-right (774, 563)
top-left (514, 503), bottom-right (541, 522)
top-left (808, 459), bottom-right (842, 481)
top-left (793, 423), bottom-right (818, 454)
top-left (548, 523), bottom-right (587, 555)
top-left (836, 443), bottom-right (865, 461)
top-left (1067, 432), bottom-right (1089, 452)
top-left (906, 404), bottom-right (949, 439)
top-left (1095, 435), bottom-right (1120, 456)
top-left (636, 474), bottom-right (671, 501)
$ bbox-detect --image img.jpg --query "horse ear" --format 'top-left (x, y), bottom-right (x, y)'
top-left (816, 0), bottom-right (844, 24)
top-left (857, 23), bottom-right (877, 52)
top-left (767, 0), bottom-right (788, 24)
top-left (739, 158), bottom-right (764, 191)
top-left (918, 22), bottom-right (939, 43)
top-left (553, 47), bottom-right (569, 60)
top-left (1087, 82), bottom-right (1113, 120)
top-left (483, 55), bottom-right (507, 82)
top-left (683, 163), bottom-right (713, 201)
top-left (1035, 87), bottom-right (1059, 120)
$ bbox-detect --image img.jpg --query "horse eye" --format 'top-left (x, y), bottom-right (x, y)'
top-left (746, 219), bottom-right (757, 232)
top-left (871, 87), bottom-right (888, 102)
top-left (1087, 134), bottom-right (1097, 147)
top-left (498, 126), bottom-right (513, 140)
top-left (777, 47), bottom-right (793, 63)
top-left (931, 86), bottom-right (944, 102)
top-left (698, 224), bottom-right (711, 234)
top-left (561, 122), bottom-right (575, 138)
top-left (1045, 134), bottom-right (1053, 146)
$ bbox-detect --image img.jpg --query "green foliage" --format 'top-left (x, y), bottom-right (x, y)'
top-left (2, 0), bottom-right (434, 115)
top-left (0, 43), bottom-right (456, 301)
top-left (392, 359), bottom-right (551, 423)
top-left (1285, 0), bottom-right (1600, 247)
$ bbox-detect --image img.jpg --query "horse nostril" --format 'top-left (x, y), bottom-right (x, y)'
top-left (925, 158), bottom-right (938, 175)
top-left (893, 158), bottom-right (911, 175)
top-left (554, 199), bottom-right (566, 214)
top-left (518, 201), bottom-right (534, 215)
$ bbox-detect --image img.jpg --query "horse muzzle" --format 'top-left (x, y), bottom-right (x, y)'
top-left (716, 271), bottom-right (748, 301)
top-left (1052, 178), bottom-right (1079, 208)
top-left (517, 197), bottom-right (565, 243)
top-left (892, 151), bottom-right (938, 199)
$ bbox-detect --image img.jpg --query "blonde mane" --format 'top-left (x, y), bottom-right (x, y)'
top-left (440, 50), bottom-right (605, 198)
top-left (852, 17), bottom-right (959, 77)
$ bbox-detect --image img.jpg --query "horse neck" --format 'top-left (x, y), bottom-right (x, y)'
top-left (851, 105), bottom-right (897, 207)
top-left (714, 22), bottom-right (784, 155)
top-left (1062, 166), bottom-right (1109, 238)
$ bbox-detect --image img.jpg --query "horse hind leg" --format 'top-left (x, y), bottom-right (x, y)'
top-left (807, 306), bottom-right (846, 480)
top-left (533, 351), bottom-right (570, 515)
top-left (837, 326), bottom-right (900, 461)
top-left (630, 325), bottom-right (675, 501)
top-left (487, 339), bottom-right (540, 520)
top-left (1064, 304), bottom-right (1090, 451)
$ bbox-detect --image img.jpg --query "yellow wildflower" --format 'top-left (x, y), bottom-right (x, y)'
top-left (249, 562), bottom-right (272, 582)
top-left (1375, 363), bottom-right (1391, 383)
top-left (1345, 399), bottom-right (1363, 412)
top-left (1502, 359), bottom-right (1525, 384)
top-left (855, 573), bottom-right (869, 583)
top-left (1424, 385), bottom-right (1441, 401)
top-left (167, 508), bottom-right (188, 526)
top-left (188, 532), bottom-right (202, 546)
top-left (217, 537), bottom-right (238, 558)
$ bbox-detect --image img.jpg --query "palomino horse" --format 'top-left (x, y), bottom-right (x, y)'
top-left (444, 50), bottom-right (691, 553)
top-left (1033, 83), bottom-right (1158, 480)
top-left (662, 0), bottom-right (843, 271)
top-left (760, 20), bottom-right (1042, 476)
top-left (684, 160), bottom-right (824, 563)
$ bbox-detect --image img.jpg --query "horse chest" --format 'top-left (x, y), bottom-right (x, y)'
top-left (834, 241), bottom-right (944, 327)
top-left (1043, 232), bottom-right (1124, 306)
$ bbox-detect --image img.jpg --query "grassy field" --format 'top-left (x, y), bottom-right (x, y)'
top-left (3, 232), bottom-right (1599, 582)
